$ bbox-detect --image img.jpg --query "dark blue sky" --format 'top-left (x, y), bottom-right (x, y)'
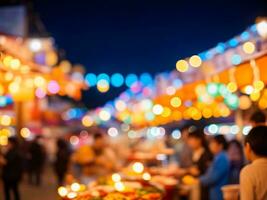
top-left (34, 0), bottom-right (267, 108)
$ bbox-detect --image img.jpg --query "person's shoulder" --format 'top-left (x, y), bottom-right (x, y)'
top-left (240, 163), bottom-right (254, 178)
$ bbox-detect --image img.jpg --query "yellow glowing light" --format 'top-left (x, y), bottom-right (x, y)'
top-left (8, 82), bottom-right (20, 93)
top-left (152, 104), bottom-right (163, 115)
top-left (192, 111), bottom-right (202, 120)
top-left (111, 173), bottom-right (121, 182)
top-left (176, 60), bottom-right (189, 72)
top-left (170, 97), bottom-right (182, 108)
top-left (0, 115), bottom-right (11, 126)
top-left (97, 79), bottom-right (110, 93)
top-left (67, 192), bottom-right (77, 199)
top-left (0, 136), bottom-right (8, 146)
top-left (34, 76), bottom-right (46, 87)
top-left (189, 55), bottom-right (202, 67)
top-left (242, 42), bottom-right (255, 54)
top-left (82, 116), bottom-right (93, 127)
top-left (142, 172), bottom-right (151, 181)
top-left (4, 72), bottom-right (14, 81)
top-left (250, 92), bottom-right (260, 101)
top-left (227, 82), bottom-right (237, 93)
top-left (20, 128), bottom-right (31, 138)
top-left (10, 59), bottom-right (20, 70)
top-left (0, 84), bottom-right (4, 95)
top-left (99, 110), bottom-right (111, 121)
top-left (58, 186), bottom-right (68, 197)
top-left (70, 183), bottom-right (80, 192)
top-left (114, 182), bottom-right (125, 192)
top-left (3, 56), bottom-right (12, 67)
top-left (202, 108), bottom-right (213, 118)
top-left (132, 162), bottom-right (144, 174)
top-left (220, 107), bottom-right (231, 117)
top-left (253, 80), bottom-right (264, 91)
top-left (1, 128), bottom-right (11, 137)
top-left (162, 107), bottom-right (171, 118)
top-left (239, 95), bottom-right (251, 110)
top-left (259, 99), bottom-right (267, 110)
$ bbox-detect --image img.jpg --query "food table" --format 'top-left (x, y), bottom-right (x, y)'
top-left (58, 162), bottom-right (179, 200)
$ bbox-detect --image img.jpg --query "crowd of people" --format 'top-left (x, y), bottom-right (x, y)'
top-left (0, 111), bottom-right (267, 200)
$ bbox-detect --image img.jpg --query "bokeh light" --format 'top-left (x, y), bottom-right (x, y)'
top-left (111, 73), bottom-right (124, 87)
top-left (176, 60), bottom-right (189, 72)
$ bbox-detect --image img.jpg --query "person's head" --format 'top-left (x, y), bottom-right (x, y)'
top-left (7, 137), bottom-right (19, 150)
top-left (188, 129), bottom-right (207, 150)
top-left (209, 135), bottom-right (228, 155)
top-left (93, 132), bottom-right (106, 150)
top-left (244, 126), bottom-right (267, 161)
top-left (250, 111), bottom-right (266, 127)
top-left (57, 138), bottom-right (68, 149)
top-left (228, 140), bottom-right (244, 162)
top-left (181, 125), bottom-right (190, 140)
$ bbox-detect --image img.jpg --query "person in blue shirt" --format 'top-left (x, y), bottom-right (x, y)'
top-left (199, 135), bottom-right (230, 200)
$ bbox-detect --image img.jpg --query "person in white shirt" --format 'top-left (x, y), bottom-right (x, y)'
top-left (240, 126), bottom-right (267, 200)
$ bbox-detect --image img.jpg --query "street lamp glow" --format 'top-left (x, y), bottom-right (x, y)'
top-left (256, 20), bottom-right (267, 38)
top-left (29, 39), bottom-right (42, 52)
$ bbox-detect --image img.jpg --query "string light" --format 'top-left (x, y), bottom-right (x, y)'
top-left (176, 60), bottom-right (189, 72)
top-left (242, 42), bottom-right (255, 54)
top-left (189, 55), bottom-right (202, 67)
top-left (170, 97), bottom-right (182, 108)
top-left (152, 104), bottom-right (163, 115)
top-left (82, 116), bottom-right (94, 127)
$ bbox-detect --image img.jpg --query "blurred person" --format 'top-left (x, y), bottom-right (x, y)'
top-left (186, 129), bottom-right (213, 200)
top-left (240, 126), bottom-right (267, 200)
top-left (177, 125), bottom-right (193, 168)
top-left (54, 138), bottom-right (71, 186)
top-left (199, 135), bottom-right (230, 200)
top-left (249, 110), bottom-right (266, 127)
top-left (0, 137), bottom-right (23, 200)
top-left (90, 133), bottom-right (118, 174)
top-left (227, 140), bottom-right (245, 184)
top-left (28, 136), bottom-right (46, 186)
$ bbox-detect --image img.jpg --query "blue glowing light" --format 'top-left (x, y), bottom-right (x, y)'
top-left (229, 38), bottom-right (239, 47)
top-left (85, 73), bottom-right (97, 86)
top-left (250, 25), bottom-right (257, 33)
top-left (140, 73), bottom-right (153, 86)
top-left (0, 96), bottom-right (7, 107)
top-left (111, 73), bottom-right (124, 87)
top-left (215, 43), bottom-right (225, 54)
top-left (97, 73), bottom-right (110, 82)
top-left (241, 31), bottom-right (250, 41)
top-left (198, 52), bottom-right (207, 60)
top-left (125, 74), bottom-right (138, 87)
top-left (173, 79), bottom-right (183, 88)
top-left (205, 51), bottom-right (213, 59)
top-left (231, 54), bottom-right (242, 65)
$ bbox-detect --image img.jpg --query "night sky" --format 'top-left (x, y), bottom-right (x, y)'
top-left (33, 0), bottom-right (267, 108)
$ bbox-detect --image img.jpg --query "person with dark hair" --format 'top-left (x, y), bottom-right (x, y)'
top-left (28, 136), bottom-right (46, 186)
top-left (199, 135), bottom-right (230, 200)
top-left (0, 137), bottom-right (23, 200)
top-left (249, 110), bottom-right (266, 127)
top-left (240, 126), bottom-right (267, 200)
top-left (177, 125), bottom-right (193, 168)
top-left (227, 140), bottom-right (245, 184)
top-left (187, 129), bottom-right (213, 200)
top-left (54, 138), bottom-right (71, 186)
top-left (187, 129), bottom-right (213, 176)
